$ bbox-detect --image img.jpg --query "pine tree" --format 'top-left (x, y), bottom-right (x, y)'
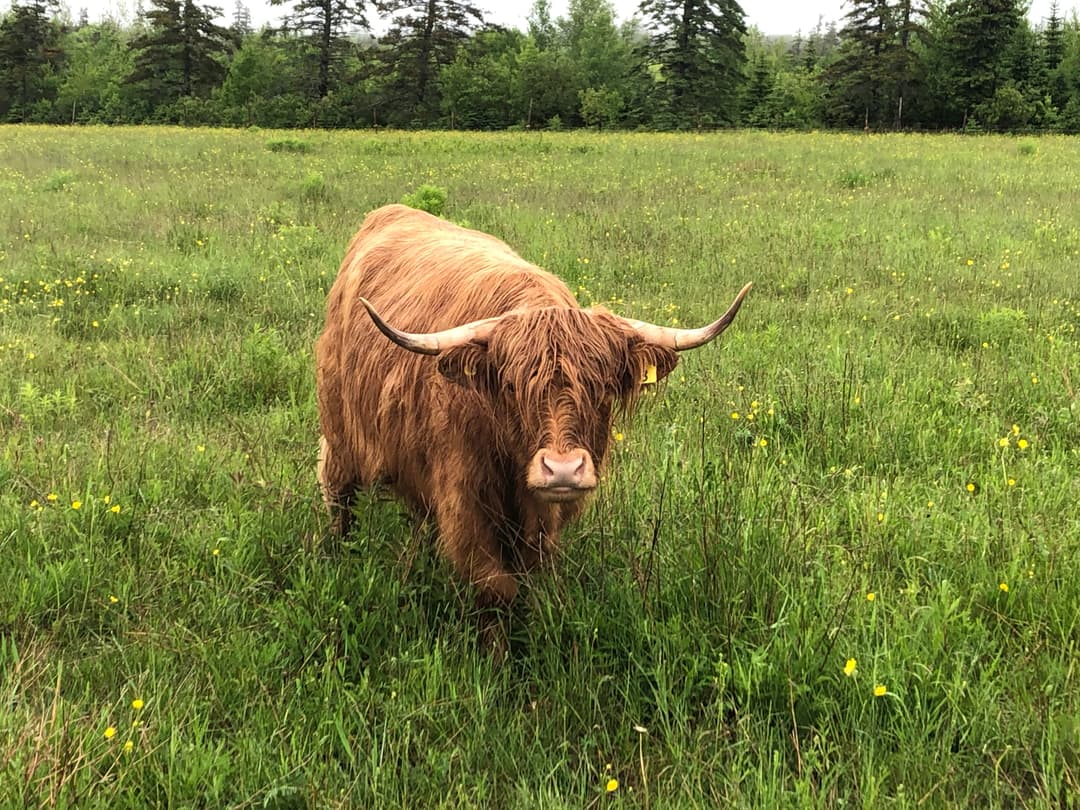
top-left (231, 0), bottom-right (252, 36)
top-left (939, 0), bottom-right (1026, 125)
top-left (740, 48), bottom-right (774, 125)
top-left (887, 0), bottom-right (929, 127)
top-left (128, 0), bottom-right (234, 106)
top-left (0, 0), bottom-right (64, 120)
top-left (270, 0), bottom-right (369, 99)
top-left (824, 2), bottom-right (927, 127)
top-left (1041, 0), bottom-right (1068, 108)
top-left (638, 0), bottom-right (747, 128)
top-left (376, 0), bottom-right (485, 125)
top-left (825, 0), bottom-right (893, 127)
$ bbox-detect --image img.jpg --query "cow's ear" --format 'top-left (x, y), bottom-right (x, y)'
top-left (626, 343), bottom-right (679, 393)
top-left (437, 344), bottom-right (495, 390)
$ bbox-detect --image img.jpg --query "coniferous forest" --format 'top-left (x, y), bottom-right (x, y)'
top-left (1, 0), bottom-right (1079, 132)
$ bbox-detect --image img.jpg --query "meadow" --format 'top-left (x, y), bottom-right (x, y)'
top-left (1, 125), bottom-right (1079, 808)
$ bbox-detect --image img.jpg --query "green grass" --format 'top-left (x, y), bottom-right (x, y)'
top-left (2, 125), bottom-right (1079, 807)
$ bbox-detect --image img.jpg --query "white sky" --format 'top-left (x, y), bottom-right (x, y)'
top-left (41, 0), bottom-right (1077, 37)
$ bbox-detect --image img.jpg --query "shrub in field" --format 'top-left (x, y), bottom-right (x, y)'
top-left (1017, 140), bottom-right (1038, 156)
top-left (42, 169), bottom-right (75, 192)
top-left (266, 138), bottom-right (312, 153)
top-left (837, 167), bottom-right (896, 189)
top-left (297, 172), bottom-right (328, 202)
top-left (401, 184), bottom-right (448, 217)
top-left (977, 306), bottom-right (1028, 345)
top-left (837, 169), bottom-right (872, 189)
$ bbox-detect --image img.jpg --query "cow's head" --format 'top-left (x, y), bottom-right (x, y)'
top-left (360, 283), bottom-right (751, 504)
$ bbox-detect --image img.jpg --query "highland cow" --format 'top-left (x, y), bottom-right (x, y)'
top-left (316, 204), bottom-right (750, 622)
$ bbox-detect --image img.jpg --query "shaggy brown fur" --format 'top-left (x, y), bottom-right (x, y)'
top-left (316, 204), bottom-right (683, 616)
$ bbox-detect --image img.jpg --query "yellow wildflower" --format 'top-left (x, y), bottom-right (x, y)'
top-left (874, 684), bottom-right (887, 698)
top-left (866, 592), bottom-right (876, 602)
top-left (132, 699), bottom-right (144, 710)
top-left (843, 658), bottom-right (857, 677)
top-left (606, 778), bottom-right (619, 793)
top-left (999, 582), bottom-right (1009, 593)
top-left (104, 726), bottom-right (117, 739)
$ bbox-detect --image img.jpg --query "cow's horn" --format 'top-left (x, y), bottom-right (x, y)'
top-left (620, 282), bottom-right (752, 351)
top-left (359, 298), bottom-right (502, 355)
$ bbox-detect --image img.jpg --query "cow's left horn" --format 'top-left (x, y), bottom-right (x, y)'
top-left (620, 282), bottom-right (752, 351)
top-left (359, 298), bottom-right (502, 355)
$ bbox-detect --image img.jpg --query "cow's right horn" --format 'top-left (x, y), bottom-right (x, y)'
top-left (359, 298), bottom-right (502, 355)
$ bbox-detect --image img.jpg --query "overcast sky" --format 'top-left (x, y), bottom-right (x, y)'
top-left (46, 0), bottom-right (1074, 37)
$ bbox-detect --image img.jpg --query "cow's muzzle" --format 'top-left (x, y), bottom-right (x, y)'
top-left (527, 448), bottom-right (597, 502)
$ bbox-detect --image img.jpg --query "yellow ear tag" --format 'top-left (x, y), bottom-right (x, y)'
top-left (463, 365), bottom-right (475, 377)
top-left (641, 364), bottom-right (657, 385)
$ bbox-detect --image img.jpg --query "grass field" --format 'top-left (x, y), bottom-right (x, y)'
top-left (2, 125), bottom-right (1079, 808)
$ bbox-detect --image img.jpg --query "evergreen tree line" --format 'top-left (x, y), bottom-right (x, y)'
top-left (2, 0), bottom-right (1079, 132)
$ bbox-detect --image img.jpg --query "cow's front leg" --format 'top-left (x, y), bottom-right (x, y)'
top-left (434, 497), bottom-right (517, 656)
top-left (436, 505), bottom-right (518, 608)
